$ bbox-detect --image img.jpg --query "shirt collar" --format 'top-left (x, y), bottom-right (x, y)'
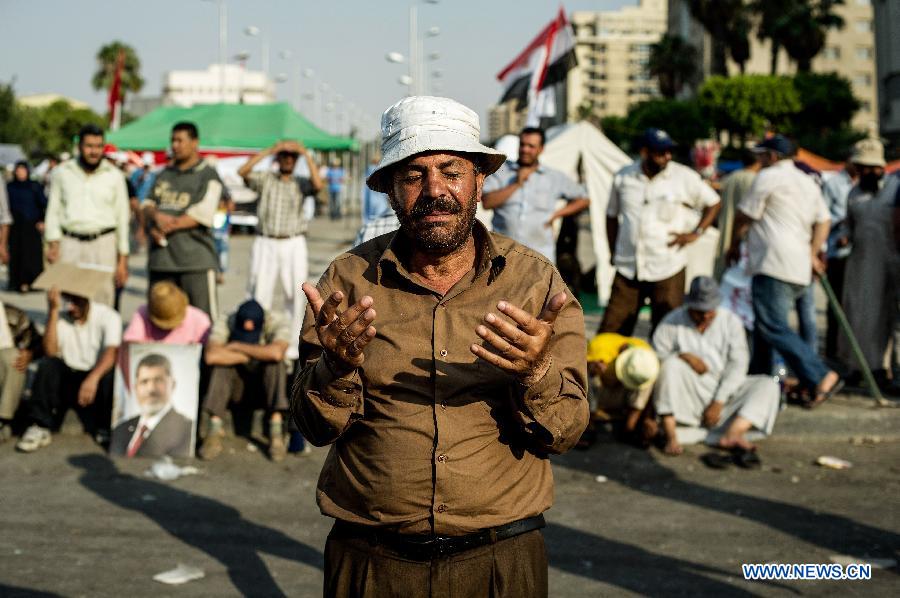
top-left (137, 403), bottom-right (172, 433)
top-left (376, 219), bottom-right (507, 289)
top-left (509, 161), bottom-right (545, 175)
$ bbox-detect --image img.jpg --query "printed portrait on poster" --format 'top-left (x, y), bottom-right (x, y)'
top-left (110, 343), bottom-right (202, 458)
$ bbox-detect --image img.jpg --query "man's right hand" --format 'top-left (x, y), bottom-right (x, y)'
top-left (47, 287), bottom-right (61, 312)
top-left (301, 283), bottom-right (377, 376)
top-left (679, 352), bottom-right (708, 375)
top-left (516, 166), bottom-right (535, 186)
top-left (46, 241), bottom-right (60, 264)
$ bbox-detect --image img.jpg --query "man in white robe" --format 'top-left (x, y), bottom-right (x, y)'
top-left (652, 276), bottom-right (779, 456)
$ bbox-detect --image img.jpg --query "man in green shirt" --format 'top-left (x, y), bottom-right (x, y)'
top-left (143, 122), bottom-right (224, 319)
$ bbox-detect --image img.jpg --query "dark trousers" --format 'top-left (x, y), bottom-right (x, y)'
top-left (324, 527), bottom-right (548, 598)
top-left (825, 256), bottom-right (847, 360)
top-left (202, 361), bottom-right (287, 418)
top-left (598, 269), bottom-right (686, 336)
top-left (28, 357), bottom-right (114, 432)
top-left (148, 269), bottom-right (218, 320)
top-left (8, 221), bottom-right (43, 290)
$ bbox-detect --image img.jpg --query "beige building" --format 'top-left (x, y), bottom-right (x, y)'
top-left (668, 0), bottom-right (879, 131)
top-left (566, 0), bottom-right (668, 120)
top-left (487, 100), bottom-right (527, 141)
top-left (874, 0), bottom-right (900, 149)
top-left (17, 94), bottom-right (91, 111)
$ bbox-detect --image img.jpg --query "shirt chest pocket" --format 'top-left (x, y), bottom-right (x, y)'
top-left (651, 193), bottom-right (679, 223)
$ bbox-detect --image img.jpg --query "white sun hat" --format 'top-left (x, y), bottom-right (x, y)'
top-left (366, 96), bottom-right (507, 193)
top-left (614, 346), bottom-right (660, 391)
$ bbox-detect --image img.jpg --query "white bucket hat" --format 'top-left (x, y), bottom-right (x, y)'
top-left (851, 137), bottom-right (886, 167)
top-left (366, 96), bottom-right (507, 193)
top-left (615, 347), bottom-right (660, 391)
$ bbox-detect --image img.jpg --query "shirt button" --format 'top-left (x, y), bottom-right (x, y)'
top-left (437, 454), bottom-right (447, 463)
top-left (436, 504), bottom-right (448, 513)
top-left (439, 349), bottom-right (448, 357)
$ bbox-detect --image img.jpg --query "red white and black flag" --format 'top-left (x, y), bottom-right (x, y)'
top-left (107, 49), bottom-right (125, 131)
top-left (496, 7), bottom-right (577, 126)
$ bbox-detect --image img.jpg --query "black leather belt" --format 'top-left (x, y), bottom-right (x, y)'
top-left (332, 514), bottom-right (545, 561)
top-left (259, 233), bottom-right (303, 240)
top-left (62, 227), bottom-right (116, 241)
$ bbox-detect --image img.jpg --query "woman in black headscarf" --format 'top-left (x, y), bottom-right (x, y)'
top-left (5, 161), bottom-right (47, 292)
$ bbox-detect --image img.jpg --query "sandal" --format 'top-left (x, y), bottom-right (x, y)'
top-left (804, 379), bottom-right (845, 410)
top-left (701, 452), bottom-right (733, 469)
top-left (733, 448), bottom-right (761, 469)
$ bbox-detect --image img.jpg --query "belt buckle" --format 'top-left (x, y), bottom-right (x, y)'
top-left (431, 536), bottom-right (451, 558)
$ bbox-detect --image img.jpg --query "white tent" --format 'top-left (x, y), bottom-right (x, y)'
top-left (488, 121), bottom-right (719, 303)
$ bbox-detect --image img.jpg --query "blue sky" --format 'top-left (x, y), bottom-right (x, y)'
top-left (0, 0), bottom-right (631, 135)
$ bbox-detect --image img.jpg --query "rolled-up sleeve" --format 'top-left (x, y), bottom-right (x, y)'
top-left (515, 270), bottom-right (589, 454)
top-left (290, 273), bottom-right (366, 446)
top-left (44, 170), bottom-right (63, 242)
top-left (115, 173), bottom-right (131, 255)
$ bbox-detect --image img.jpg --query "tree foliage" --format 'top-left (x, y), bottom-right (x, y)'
top-left (698, 75), bottom-right (801, 142)
top-left (784, 72), bottom-right (863, 157)
top-left (91, 41), bottom-right (144, 101)
top-left (600, 99), bottom-right (712, 157)
top-left (688, 0), bottom-right (751, 75)
top-left (750, 0), bottom-right (846, 73)
top-left (0, 80), bottom-right (105, 159)
top-left (648, 34), bottom-right (699, 99)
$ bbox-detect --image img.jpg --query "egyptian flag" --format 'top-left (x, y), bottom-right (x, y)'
top-left (496, 7), bottom-right (577, 122)
top-left (108, 49), bottom-right (125, 131)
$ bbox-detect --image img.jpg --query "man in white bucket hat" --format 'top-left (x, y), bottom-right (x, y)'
top-left (293, 96), bottom-right (588, 597)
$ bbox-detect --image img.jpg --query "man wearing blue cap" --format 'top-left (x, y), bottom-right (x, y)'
top-left (200, 299), bottom-right (292, 461)
top-left (601, 128), bottom-right (721, 336)
top-left (652, 276), bottom-right (780, 458)
top-left (728, 135), bottom-right (841, 407)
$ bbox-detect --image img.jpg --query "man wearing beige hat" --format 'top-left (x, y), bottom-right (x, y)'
top-left (652, 276), bottom-right (779, 459)
top-left (293, 96), bottom-right (588, 597)
top-left (123, 281), bottom-right (212, 345)
top-left (16, 264), bottom-right (122, 453)
top-left (837, 136), bottom-right (899, 387)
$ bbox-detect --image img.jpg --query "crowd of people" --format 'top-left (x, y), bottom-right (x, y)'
top-left (0, 92), bottom-right (898, 595)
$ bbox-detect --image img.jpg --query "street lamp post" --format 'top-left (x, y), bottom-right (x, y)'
top-left (245, 25), bottom-right (269, 77)
top-left (201, 0), bottom-right (228, 101)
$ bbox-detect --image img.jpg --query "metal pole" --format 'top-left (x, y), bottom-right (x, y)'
top-left (818, 273), bottom-right (890, 406)
top-left (409, 3), bottom-right (417, 96)
top-left (219, 0), bottom-right (227, 101)
top-left (262, 36), bottom-right (270, 77)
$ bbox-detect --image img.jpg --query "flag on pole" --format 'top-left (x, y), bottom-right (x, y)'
top-left (496, 7), bottom-right (577, 127)
top-left (108, 49), bottom-right (125, 131)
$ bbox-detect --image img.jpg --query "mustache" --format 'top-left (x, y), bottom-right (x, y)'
top-left (409, 196), bottom-right (461, 218)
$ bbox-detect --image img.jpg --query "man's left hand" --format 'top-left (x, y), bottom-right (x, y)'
top-left (702, 401), bottom-right (723, 428)
top-left (668, 231), bottom-right (700, 248)
top-left (77, 375), bottom-right (99, 407)
top-left (115, 259), bottom-right (128, 288)
top-left (155, 212), bottom-right (178, 234)
top-left (471, 292), bottom-right (567, 386)
top-left (13, 349), bottom-right (32, 372)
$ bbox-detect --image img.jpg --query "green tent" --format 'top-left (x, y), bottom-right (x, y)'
top-left (107, 102), bottom-right (358, 152)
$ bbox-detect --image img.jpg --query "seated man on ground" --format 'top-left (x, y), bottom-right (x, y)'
top-left (583, 333), bottom-right (659, 447)
top-left (652, 276), bottom-right (779, 458)
top-left (199, 299), bottom-right (290, 461)
top-left (123, 281), bottom-right (211, 345)
top-left (17, 266), bottom-right (121, 452)
top-left (0, 301), bottom-right (42, 443)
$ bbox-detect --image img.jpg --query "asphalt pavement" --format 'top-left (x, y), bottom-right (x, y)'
top-left (1, 216), bottom-right (898, 597)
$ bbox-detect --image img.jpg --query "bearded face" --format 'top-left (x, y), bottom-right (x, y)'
top-left (389, 152), bottom-right (483, 255)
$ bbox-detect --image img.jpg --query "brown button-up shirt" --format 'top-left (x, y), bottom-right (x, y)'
top-left (292, 223), bottom-right (588, 536)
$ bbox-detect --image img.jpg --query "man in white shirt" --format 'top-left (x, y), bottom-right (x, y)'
top-left (728, 135), bottom-right (841, 408)
top-left (652, 277), bottom-right (779, 457)
top-left (601, 128), bottom-right (721, 335)
top-left (44, 124), bottom-right (131, 306)
top-left (16, 265), bottom-right (122, 452)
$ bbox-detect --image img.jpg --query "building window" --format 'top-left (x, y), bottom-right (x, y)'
top-left (856, 47), bottom-right (873, 60)
top-left (823, 47), bottom-right (841, 60)
top-left (853, 74), bottom-right (872, 87)
top-left (855, 20), bottom-right (873, 33)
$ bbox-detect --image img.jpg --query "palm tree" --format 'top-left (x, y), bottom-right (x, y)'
top-left (752, 0), bottom-right (845, 73)
top-left (688, 0), bottom-right (748, 76)
top-left (91, 41), bottom-right (144, 103)
top-left (648, 34), bottom-right (699, 98)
